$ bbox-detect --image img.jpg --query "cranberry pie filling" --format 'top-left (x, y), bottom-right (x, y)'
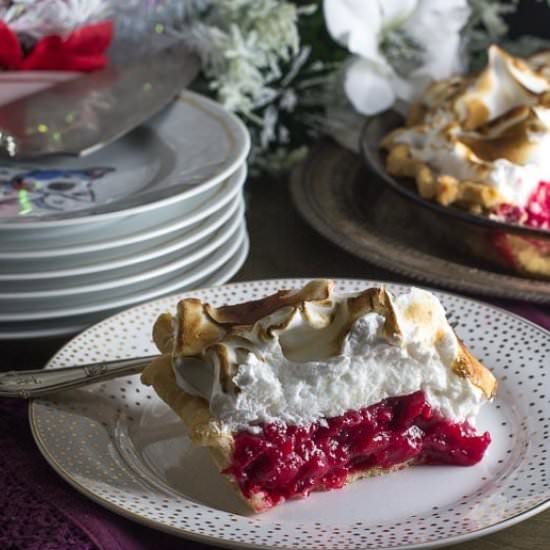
top-left (225, 390), bottom-right (490, 509)
top-left (141, 280), bottom-right (497, 512)
top-left (494, 180), bottom-right (550, 229)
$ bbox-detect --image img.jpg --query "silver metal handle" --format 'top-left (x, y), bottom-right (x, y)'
top-left (0, 355), bottom-right (160, 399)
top-left (0, 130), bottom-right (18, 157)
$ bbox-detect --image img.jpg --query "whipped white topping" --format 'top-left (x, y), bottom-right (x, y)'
top-left (395, 123), bottom-right (546, 206)
top-left (488, 159), bottom-right (544, 206)
top-left (394, 45), bottom-right (550, 207)
top-left (455, 45), bottom-right (549, 123)
top-left (172, 288), bottom-right (486, 433)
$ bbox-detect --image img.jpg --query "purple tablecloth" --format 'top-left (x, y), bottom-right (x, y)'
top-left (0, 398), bottom-right (201, 550)
top-left (1, 302), bottom-right (548, 550)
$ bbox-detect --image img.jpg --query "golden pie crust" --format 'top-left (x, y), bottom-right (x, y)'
top-left (382, 135), bottom-right (504, 213)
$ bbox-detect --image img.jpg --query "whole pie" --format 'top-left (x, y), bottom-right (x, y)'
top-left (141, 280), bottom-right (496, 512)
top-left (382, 45), bottom-right (550, 230)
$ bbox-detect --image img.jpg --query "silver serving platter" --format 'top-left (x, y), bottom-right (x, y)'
top-left (290, 140), bottom-right (550, 303)
top-left (360, 111), bottom-right (550, 280)
top-left (0, 91), bottom-right (249, 227)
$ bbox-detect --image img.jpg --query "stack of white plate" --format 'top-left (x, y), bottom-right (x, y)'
top-left (0, 90), bottom-right (250, 340)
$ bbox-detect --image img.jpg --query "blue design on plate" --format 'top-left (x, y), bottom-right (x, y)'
top-left (0, 166), bottom-right (114, 217)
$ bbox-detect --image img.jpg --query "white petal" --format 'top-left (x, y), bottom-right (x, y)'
top-left (417, 34), bottom-right (465, 81)
top-left (344, 58), bottom-right (396, 115)
top-left (323, 0), bottom-right (382, 62)
top-left (405, 0), bottom-right (470, 79)
top-left (380, 0), bottom-right (418, 29)
top-left (392, 75), bottom-right (415, 103)
top-left (406, 0), bottom-right (470, 36)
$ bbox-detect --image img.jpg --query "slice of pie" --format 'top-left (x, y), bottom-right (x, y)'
top-left (141, 280), bottom-right (496, 512)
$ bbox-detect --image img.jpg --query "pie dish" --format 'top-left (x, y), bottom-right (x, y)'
top-left (382, 45), bottom-right (550, 230)
top-left (141, 279), bottom-right (497, 512)
top-left (360, 48), bottom-right (550, 279)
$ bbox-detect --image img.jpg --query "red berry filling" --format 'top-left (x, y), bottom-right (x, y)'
top-left (224, 391), bottom-right (491, 510)
top-left (494, 180), bottom-right (550, 230)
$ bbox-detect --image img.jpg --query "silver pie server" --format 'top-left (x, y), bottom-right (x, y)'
top-left (0, 355), bottom-right (160, 398)
top-left (0, 43), bottom-right (200, 159)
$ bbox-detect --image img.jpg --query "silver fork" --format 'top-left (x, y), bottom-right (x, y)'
top-left (0, 355), bottom-right (159, 399)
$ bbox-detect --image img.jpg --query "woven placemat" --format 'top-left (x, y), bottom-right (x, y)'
top-left (290, 140), bottom-right (550, 304)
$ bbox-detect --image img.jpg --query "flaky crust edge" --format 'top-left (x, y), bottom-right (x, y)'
top-left (141, 354), bottom-right (232, 451)
top-left (141, 354), bottom-right (269, 511)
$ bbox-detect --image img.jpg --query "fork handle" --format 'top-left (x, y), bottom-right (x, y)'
top-left (0, 129), bottom-right (18, 158)
top-left (0, 355), bottom-right (160, 398)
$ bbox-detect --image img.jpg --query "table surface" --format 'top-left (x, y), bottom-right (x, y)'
top-left (2, 174), bottom-right (549, 550)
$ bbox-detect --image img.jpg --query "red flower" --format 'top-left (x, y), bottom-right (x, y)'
top-left (0, 20), bottom-right (21, 70)
top-left (0, 20), bottom-right (112, 72)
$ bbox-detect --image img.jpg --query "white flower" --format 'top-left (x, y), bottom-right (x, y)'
top-left (323, 0), bottom-right (471, 115)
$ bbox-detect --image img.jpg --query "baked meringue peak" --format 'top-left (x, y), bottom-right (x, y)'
top-left (385, 45), bottom-right (550, 208)
top-left (455, 45), bottom-right (550, 130)
top-left (163, 281), bottom-right (496, 432)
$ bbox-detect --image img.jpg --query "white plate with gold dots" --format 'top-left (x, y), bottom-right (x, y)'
top-left (29, 279), bottom-right (550, 549)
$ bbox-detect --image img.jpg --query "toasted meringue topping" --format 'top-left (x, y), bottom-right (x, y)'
top-left (389, 45), bottom-right (550, 207)
top-left (162, 281), bottom-right (495, 432)
top-left (456, 46), bottom-right (549, 130)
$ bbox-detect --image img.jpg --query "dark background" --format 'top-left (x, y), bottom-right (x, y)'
top-left (513, 0), bottom-right (548, 36)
